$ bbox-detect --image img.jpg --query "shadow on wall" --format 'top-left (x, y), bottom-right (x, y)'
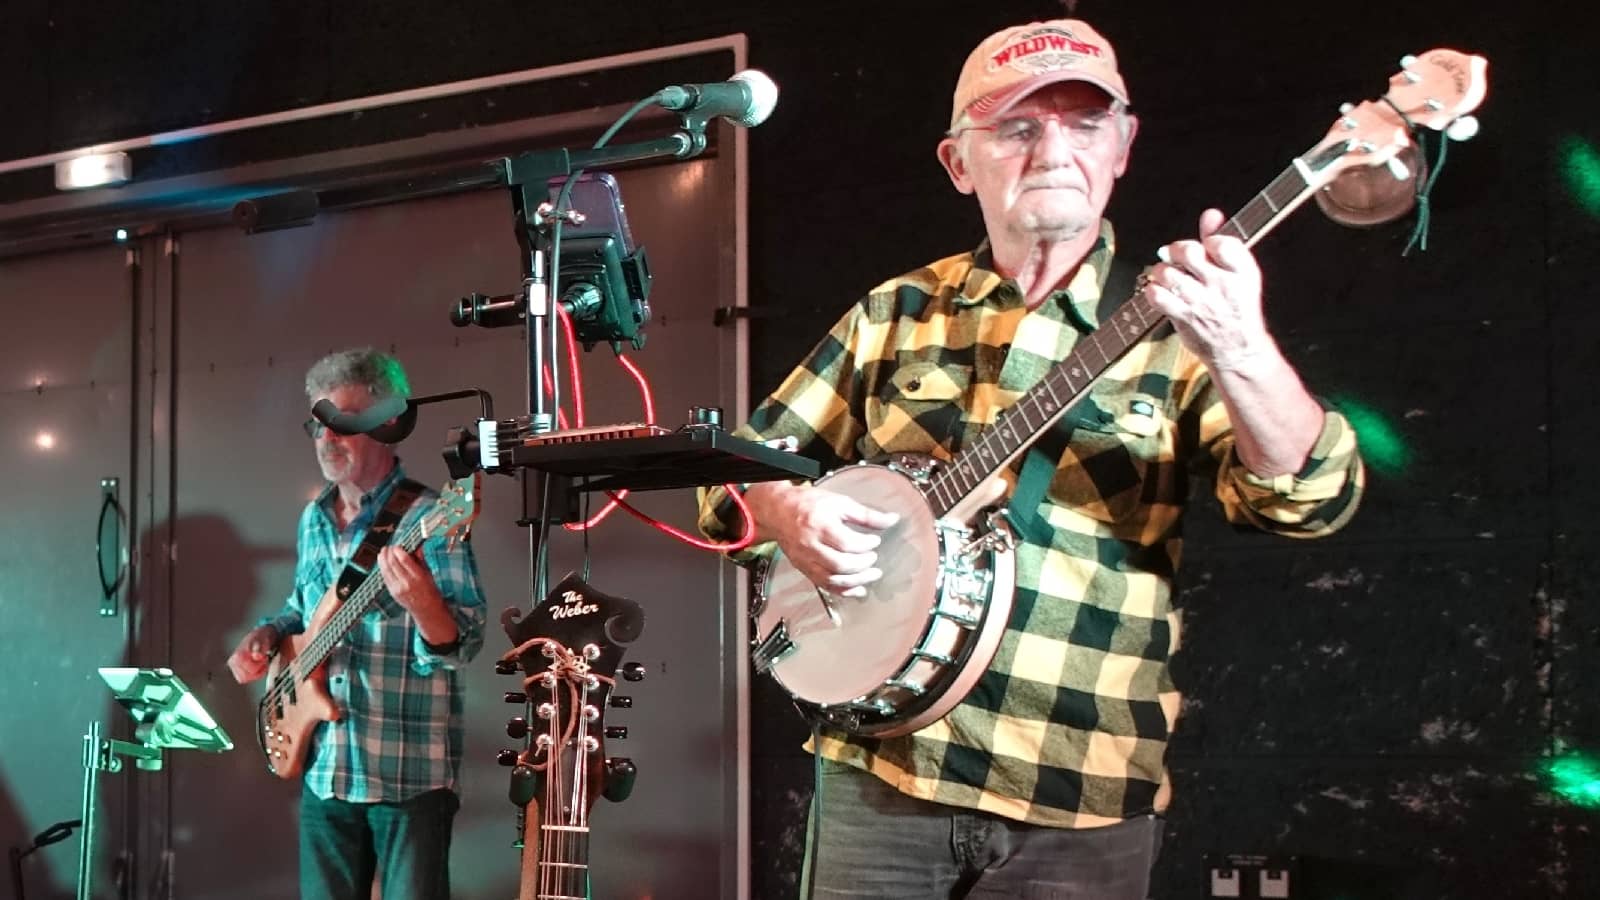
top-left (163, 512), bottom-right (303, 900)
top-left (5, 778), bottom-right (74, 900)
top-left (6, 512), bottom-right (294, 900)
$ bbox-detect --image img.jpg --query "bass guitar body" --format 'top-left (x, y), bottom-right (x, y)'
top-left (258, 588), bottom-right (345, 780)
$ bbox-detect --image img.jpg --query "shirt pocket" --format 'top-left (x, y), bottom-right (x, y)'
top-left (863, 360), bottom-right (973, 456)
top-left (1047, 382), bottom-right (1169, 524)
top-left (301, 557), bottom-right (338, 618)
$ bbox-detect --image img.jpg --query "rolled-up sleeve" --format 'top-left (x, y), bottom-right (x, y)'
top-left (1215, 406), bottom-right (1366, 537)
top-left (409, 533), bottom-right (487, 674)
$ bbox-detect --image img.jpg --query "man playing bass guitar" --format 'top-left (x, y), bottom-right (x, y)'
top-left (227, 347), bottom-right (487, 900)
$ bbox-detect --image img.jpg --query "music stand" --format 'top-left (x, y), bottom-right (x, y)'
top-left (75, 667), bottom-right (232, 900)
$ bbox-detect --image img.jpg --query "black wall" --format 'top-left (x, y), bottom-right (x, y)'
top-left (4, 0), bottom-right (1596, 897)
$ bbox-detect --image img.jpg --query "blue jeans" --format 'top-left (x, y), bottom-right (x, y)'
top-left (802, 761), bottom-right (1162, 900)
top-left (299, 785), bottom-right (459, 900)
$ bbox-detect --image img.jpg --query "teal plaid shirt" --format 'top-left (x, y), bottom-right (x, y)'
top-left (265, 462), bottom-right (487, 802)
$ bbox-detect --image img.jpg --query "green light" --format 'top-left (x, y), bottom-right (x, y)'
top-left (1329, 395), bottom-right (1410, 477)
top-left (1544, 751), bottom-right (1600, 808)
top-left (1558, 136), bottom-right (1600, 219)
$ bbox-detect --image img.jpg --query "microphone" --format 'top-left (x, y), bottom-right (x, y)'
top-left (655, 69), bottom-right (779, 128)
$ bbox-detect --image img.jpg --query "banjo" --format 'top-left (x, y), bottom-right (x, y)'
top-left (752, 49), bottom-right (1488, 737)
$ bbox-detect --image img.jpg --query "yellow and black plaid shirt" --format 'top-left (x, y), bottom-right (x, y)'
top-left (700, 223), bottom-right (1364, 827)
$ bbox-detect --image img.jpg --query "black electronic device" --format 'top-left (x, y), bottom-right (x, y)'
top-left (548, 172), bottom-right (651, 352)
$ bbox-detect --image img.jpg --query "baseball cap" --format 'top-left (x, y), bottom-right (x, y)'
top-left (951, 19), bottom-right (1130, 132)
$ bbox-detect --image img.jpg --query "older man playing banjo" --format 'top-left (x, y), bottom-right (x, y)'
top-left (700, 17), bottom-right (1363, 899)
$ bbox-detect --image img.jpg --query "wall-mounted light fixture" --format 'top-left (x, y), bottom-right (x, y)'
top-left (53, 152), bottom-right (132, 191)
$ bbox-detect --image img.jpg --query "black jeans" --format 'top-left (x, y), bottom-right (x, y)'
top-left (299, 785), bottom-right (459, 900)
top-left (803, 761), bottom-right (1163, 900)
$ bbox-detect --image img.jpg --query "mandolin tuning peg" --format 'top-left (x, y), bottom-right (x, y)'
top-left (1445, 115), bottom-right (1480, 142)
top-left (1385, 156), bottom-right (1412, 181)
top-left (509, 764), bottom-right (539, 807)
top-left (603, 757), bottom-right (638, 802)
top-left (494, 659), bottom-right (518, 675)
top-left (1400, 53), bottom-right (1418, 68)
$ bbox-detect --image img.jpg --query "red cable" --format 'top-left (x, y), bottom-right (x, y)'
top-left (616, 354), bottom-right (656, 424)
top-left (604, 483), bottom-right (758, 552)
top-left (550, 307), bottom-right (758, 552)
top-left (565, 345), bottom-right (654, 530)
top-left (556, 305), bottom-right (586, 426)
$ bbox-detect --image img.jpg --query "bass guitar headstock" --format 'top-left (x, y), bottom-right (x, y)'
top-left (421, 473), bottom-right (482, 550)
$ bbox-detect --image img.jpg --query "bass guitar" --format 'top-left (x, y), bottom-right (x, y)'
top-left (255, 474), bottom-right (481, 778)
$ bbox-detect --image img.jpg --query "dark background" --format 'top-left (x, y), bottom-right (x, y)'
top-left (2, 0), bottom-right (1595, 897)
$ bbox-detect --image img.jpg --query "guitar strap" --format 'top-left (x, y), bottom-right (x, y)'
top-left (333, 478), bottom-right (428, 601)
top-left (1005, 256), bottom-right (1143, 546)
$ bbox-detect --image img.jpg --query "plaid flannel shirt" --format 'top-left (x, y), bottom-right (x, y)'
top-left (265, 462), bottom-right (487, 803)
top-left (699, 223), bottom-right (1364, 827)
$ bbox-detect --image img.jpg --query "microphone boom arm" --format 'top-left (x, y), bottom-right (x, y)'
top-left (499, 130), bottom-right (706, 189)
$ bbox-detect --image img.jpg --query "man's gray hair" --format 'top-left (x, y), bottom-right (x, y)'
top-left (304, 347), bottom-right (411, 400)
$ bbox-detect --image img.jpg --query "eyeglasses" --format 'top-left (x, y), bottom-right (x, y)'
top-left (954, 108), bottom-right (1119, 154)
top-left (303, 418), bottom-right (328, 439)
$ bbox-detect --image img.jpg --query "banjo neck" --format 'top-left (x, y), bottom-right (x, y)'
top-left (918, 158), bottom-right (1327, 520)
top-left (917, 284), bottom-right (1155, 519)
top-left (920, 47), bottom-right (1491, 520)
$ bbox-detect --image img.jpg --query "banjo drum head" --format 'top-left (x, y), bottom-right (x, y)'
top-left (756, 465), bottom-right (942, 706)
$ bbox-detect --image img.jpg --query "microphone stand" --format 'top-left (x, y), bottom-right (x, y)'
top-left (496, 123), bottom-right (708, 599)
